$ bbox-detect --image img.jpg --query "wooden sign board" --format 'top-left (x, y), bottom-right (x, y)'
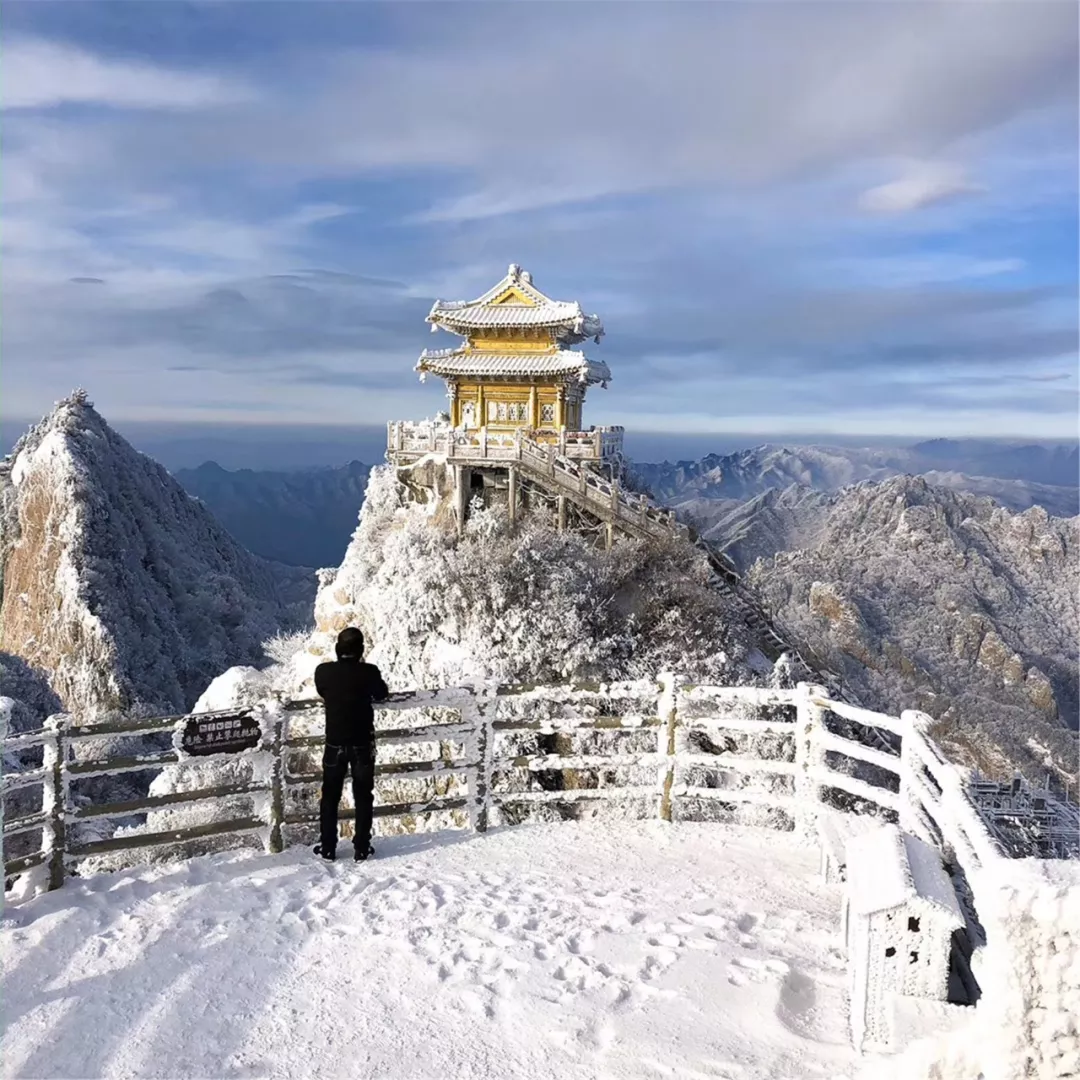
top-left (181, 713), bottom-right (261, 756)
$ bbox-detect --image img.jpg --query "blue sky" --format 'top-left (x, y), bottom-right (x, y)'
top-left (3, 1), bottom-right (1078, 447)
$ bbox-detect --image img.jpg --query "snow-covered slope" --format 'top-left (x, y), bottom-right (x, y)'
top-left (0, 391), bottom-right (310, 719)
top-left (285, 460), bottom-right (785, 695)
top-left (174, 459), bottom-right (372, 568)
top-left (724, 476), bottom-right (1078, 781)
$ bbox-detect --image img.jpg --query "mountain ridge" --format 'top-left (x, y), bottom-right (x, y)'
top-left (174, 458), bottom-right (371, 568)
top-left (0, 391), bottom-right (311, 720)
top-left (723, 474), bottom-right (1078, 782)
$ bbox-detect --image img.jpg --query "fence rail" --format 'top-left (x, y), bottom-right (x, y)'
top-left (5, 677), bottom-right (1035, 899)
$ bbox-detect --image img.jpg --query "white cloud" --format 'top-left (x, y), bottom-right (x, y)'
top-left (409, 182), bottom-right (628, 225)
top-left (3, 37), bottom-right (255, 110)
top-left (859, 162), bottom-right (983, 214)
top-left (828, 253), bottom-right (1024, 287)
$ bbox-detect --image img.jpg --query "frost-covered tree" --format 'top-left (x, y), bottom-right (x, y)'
top-left (291, 462), bottom-right (775, 694)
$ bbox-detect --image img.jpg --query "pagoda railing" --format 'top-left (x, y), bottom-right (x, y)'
top-left (387, 421), bottom-right (624, 462)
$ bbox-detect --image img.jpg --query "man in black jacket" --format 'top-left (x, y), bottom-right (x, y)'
top-left (313, 627), bottom-right (389, 862)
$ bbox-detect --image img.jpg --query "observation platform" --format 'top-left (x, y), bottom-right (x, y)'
top-left (0, 821), bottom-right (859, 1080)
top-left (4, 680), bottom-right (1075, 1080)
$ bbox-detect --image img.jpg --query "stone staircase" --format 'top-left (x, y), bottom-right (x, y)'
top-left (498, 438), bottom-right (798, 665)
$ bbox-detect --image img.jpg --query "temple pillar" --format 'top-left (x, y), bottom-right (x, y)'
top-left (455, 464), bottom-right (468, 536)
top-left (557, 494), bottom-right (567, 533)
top-left (508, 466), bottom-right (518, 524)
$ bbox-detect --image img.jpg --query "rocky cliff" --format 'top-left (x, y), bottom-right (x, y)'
top-left (0, 391), bottom-right (309, 719)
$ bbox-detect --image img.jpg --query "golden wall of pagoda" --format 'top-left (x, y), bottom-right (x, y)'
top-left (450, 381), bottom-right (582, 433)
top-left (468, 335), bottom-right (554, 351)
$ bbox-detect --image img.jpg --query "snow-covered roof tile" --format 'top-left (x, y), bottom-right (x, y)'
top-left (416, 347), bottom-right (611, 384)
top-left (426, 264), bottom-right (605, 343)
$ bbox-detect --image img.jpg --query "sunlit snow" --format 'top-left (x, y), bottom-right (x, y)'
top-left (1, 823), bottom-right (862, 1080)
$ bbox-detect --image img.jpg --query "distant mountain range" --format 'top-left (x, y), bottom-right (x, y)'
top-left (633, 440), bottom-right (1079, 521)
top-left (175, 439), bottom-right (1077, 568)
top-left (174, 460), bottom-right (372, 568)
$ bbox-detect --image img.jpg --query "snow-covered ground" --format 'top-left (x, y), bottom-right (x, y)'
top-left (1, 822), bottom-right (866, 1080)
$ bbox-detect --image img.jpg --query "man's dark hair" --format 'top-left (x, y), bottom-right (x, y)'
top-left (335, 627), bottom-right (365, 660)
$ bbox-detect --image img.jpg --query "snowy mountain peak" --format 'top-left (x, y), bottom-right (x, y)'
top-left (726, 475), bottom-right (1078, 781)
top-left (0, 393), bottom-right (306, 720)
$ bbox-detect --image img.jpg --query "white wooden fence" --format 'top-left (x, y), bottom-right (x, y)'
top-left (2, 678), bottom-right (1017, 891)
top-left (5, 678), bottom-right (1076, 1077)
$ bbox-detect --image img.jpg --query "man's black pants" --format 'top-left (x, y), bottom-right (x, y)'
top-left (319, 741), bottom-right (376, 855)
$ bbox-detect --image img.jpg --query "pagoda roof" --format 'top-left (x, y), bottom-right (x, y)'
top-left (416, 346), bottom-right (611, 386)
top-left (426, 265), bottom-right (604, 345)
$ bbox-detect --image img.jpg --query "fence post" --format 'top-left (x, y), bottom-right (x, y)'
top-left (794, 683), bottom-right (826, 837)
top-left (471, 686), bottom-right (494, 833)
top-left (897, 710), bottom-right (921, 840)
top-left (0, 701), bottom-right (7, 884)
top-left (42, 713), bottom-right (69, 890)
top-left (657, 672), bottom-right (678, 823)
top-left (898, 709), bottom-right (948, 850)
top-left (267, 707), bottom-right (286, 855)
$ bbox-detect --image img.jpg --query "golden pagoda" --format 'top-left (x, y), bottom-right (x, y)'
top-left (417, 264), bottom-right (609, 439)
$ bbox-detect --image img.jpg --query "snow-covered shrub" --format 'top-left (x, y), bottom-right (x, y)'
top-left (299, 462), bottom-right (769, 694)
top-left (0, 653), bottom-right (62, 732)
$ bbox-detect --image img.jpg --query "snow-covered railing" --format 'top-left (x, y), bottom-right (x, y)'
top-left (3, 679), bottom-right (1019, 895)
top-left (387, 420), bottom-right (625, 462)
top-left (6, 682), bottom-right (1074, 1076)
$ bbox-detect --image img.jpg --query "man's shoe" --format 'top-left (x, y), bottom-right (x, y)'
top-left (354, 844), bottom-right (375, 862)
top-left (313, 844), bottom-right (336, 861)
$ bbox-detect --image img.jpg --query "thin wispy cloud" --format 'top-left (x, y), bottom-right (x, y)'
top-left (3, 36), bottom-right (255, 109)
top-left (858, 162), bottom-right (983, 214)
